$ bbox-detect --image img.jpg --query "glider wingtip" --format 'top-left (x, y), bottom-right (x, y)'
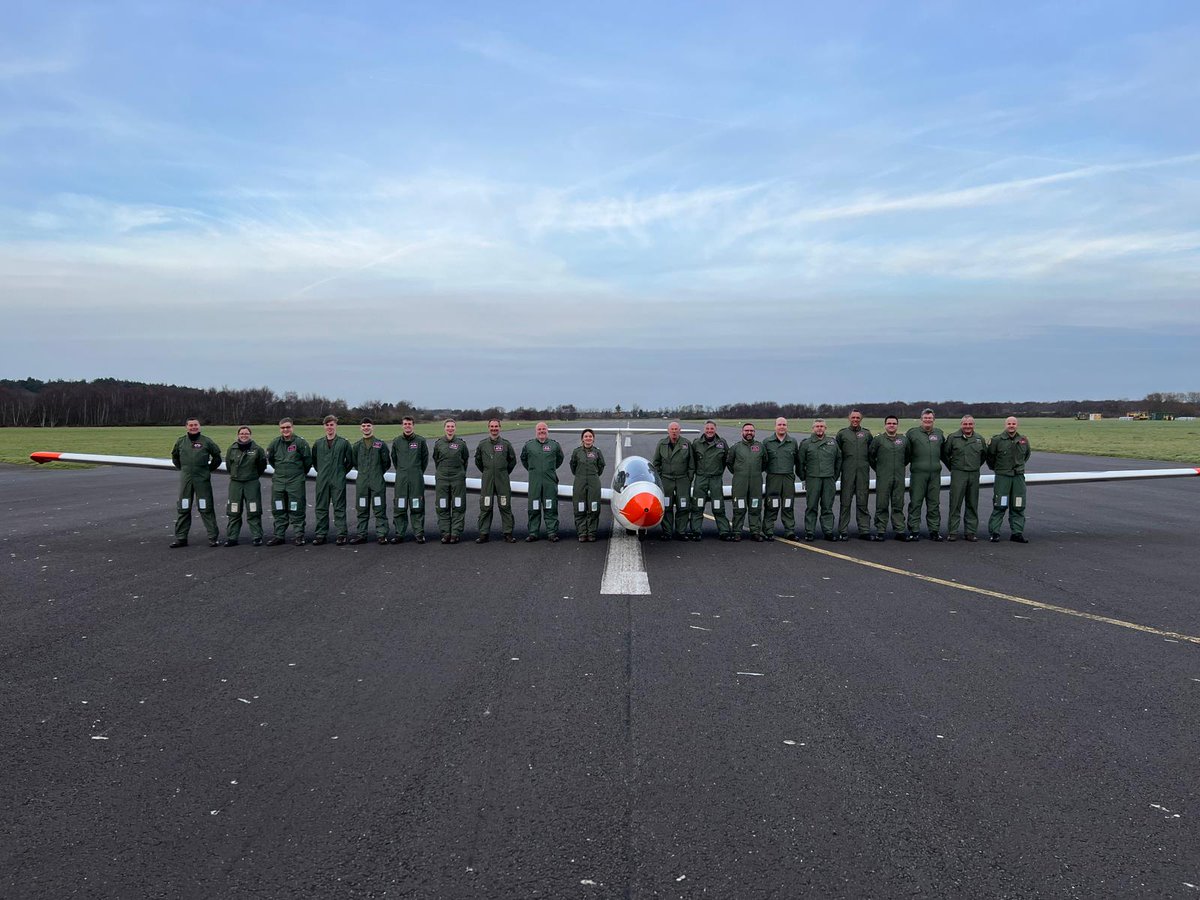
top-left (30, 451), bottom-right (61, 464)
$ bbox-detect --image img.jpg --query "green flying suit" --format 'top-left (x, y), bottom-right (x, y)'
top-left (869, 431), bottom-right (909, 537)
top-left (690, 433), bottom-right (731, 539)
top-left (391, 431), bottom-right (429, 540)
top-left (569, 444), bottom-right (606, 540)
top-left (475, 436), bottom-right (517, 538)
top-left (836, 425), bottom-right (874, 537)
top-left (312, 435), bottom-right (353, 541)
top-left (799, 433), bottom-right (841, 538)
top-left (762, 433), bottom-right (802, 538)
top-left (942, 430), bottom-right (989, 537)
top-left (172, 431), bottom-right (222, 542)
top-left (987, 430), bottom-right (1032, 537)
top-left (267, 433), bottom-right (313, 540)
top-left (521, 437), bottom-right (565, 538)
top-left (353, 435), bottom-right (391, 539)
top-left (433, 435), bottom-right (470, 539)
top-left (651, 436), bottom-right (695, 539)
top-left (905, 425), bottom-right (945, 536)
top-left (727, 436), bottom-right (767, 539)
top-left (224, 437), bottom-right (267, 543)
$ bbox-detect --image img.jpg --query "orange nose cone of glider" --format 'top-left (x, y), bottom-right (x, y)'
top-left (621, 492), bottom-right (663, 528)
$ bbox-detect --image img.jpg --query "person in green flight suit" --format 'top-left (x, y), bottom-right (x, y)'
top-left (433, 418), bottom-right (470, 544)
top-left (474, 418), bottom-right (518, 543)
top-left (690, 420), bottom-right (732, 541)
top-left (987, 416), bottom-right (1032, 543)
top-left (799, 418), bottom-right (841, 541)
top-left (651, 421), bottom-right (695, 541)
top-left (868, 415), bottom-right (909, 541)
top-left (390, 416), bottom-right (429, 544)
top-left (905, 408), bottom-right (946, 541)
top-left (266, 418), bottom-right (312, 546)
top-left (350, 418), bottom-right (391, 544)
top-left (170, 416), bottom-right (222, 548)
top-left (224, 425), bottom-right (267, 546)
top-left (521, 421), bottom-right (565, 542)
top-left (942, 414), bottom-right (989, 541)
top-left (569, 428), bottom-right (606, 542)
top-left (836, 409), bottom-right (874, 540)
top-left (311, 415), bottom-right (353, 545)
top-left (726, 422), bottom-right (767, 542)
top-left (762, 416), bottom-right (801, 541)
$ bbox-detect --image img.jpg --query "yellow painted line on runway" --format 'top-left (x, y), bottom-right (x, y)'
top-left (711, 517), bottom-right (1200, 645)
top-left (783, 535), bottom-right (1200, 645)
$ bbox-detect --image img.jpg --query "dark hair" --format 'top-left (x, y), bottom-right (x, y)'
top-left (581, 428), bottom-right (595, 439)
top-left (361, 418), bottom-right (374, 426)
top-left (884, 415), bottom-right (898, 424)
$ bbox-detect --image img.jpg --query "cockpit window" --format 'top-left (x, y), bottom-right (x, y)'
top-left (612, 457), bottom-right (662, 493)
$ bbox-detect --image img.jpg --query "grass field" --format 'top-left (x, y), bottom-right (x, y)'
top-left (719, 418), bottom-right (1200, 464)
top-left (2, 421), bottom-right (547, 468)
top-left (3, 417), bottom-right (1198, 468)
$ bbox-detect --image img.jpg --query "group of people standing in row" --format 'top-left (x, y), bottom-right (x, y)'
top-left (168, 409), bottom-right (1031, 548)
top-left (667, 411), bottom-right (1030, 544)
top-left (169, 416), bottom-right (605, 547)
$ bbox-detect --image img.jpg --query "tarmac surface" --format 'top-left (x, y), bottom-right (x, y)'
top-left (3, 424), bottom-right (1199, 898)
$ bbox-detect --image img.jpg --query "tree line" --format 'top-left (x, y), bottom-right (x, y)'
top-left (2, 378), bottom-right (1198, 428)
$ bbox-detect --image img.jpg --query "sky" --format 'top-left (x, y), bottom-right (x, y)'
top-left (1, 1), bottom-right (1198, 409)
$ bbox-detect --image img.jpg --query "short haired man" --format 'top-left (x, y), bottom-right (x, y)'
top-left (762, 417), bottom-right (801, 541)
top-left (836, 410), bottom-right (874, 540)
top-left (942, 415), bottom-right (989, 541)
top-left (350, 418), bottom-right (391, 545)
top-left (904, 409), bottom-right (945, 542)
top-left (390, 416), bottom-right (428, 544)
top-left (651, 422), bottom-right (695, 541)
top-left (474, 418), bottom-right (518, 543)
top-left (224, 425), bottom-right (267, 546)
top-left (521, 422), bottom-right (565, 542)
top-left (433, 419), bottom-right (469, 543)
top-left (311, 415), bottom-right (354, 545)
top-left (169, 417), bottom-right (222, 548)
top-left (868, 416), bottom-right (908, 541)
top-left (987, 416), bottom-right (1032, 543)
top-left (690, 421), bottom-right (732, 541)
top-left (799, 419), bottom-right (841, 541)
top-left (726, 422), bottom-right (767, 541)
top-left (266, 418), bottom-right (313, 546)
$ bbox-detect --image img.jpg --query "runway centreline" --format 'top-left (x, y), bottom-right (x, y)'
top-left (770, 531), bottom-right (1200, 646)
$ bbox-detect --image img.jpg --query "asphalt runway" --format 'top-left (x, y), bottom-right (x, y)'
top-left (3, 425), bottom-right (1199, 898)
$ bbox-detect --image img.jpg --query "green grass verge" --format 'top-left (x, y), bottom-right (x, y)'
top-left (4, 418), bottom-right (1198, 468)
top-left (1, 421), bottom-right (560, 468)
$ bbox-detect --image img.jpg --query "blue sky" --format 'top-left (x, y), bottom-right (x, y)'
top-left (2, 1), bottom-right (1197, 408)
